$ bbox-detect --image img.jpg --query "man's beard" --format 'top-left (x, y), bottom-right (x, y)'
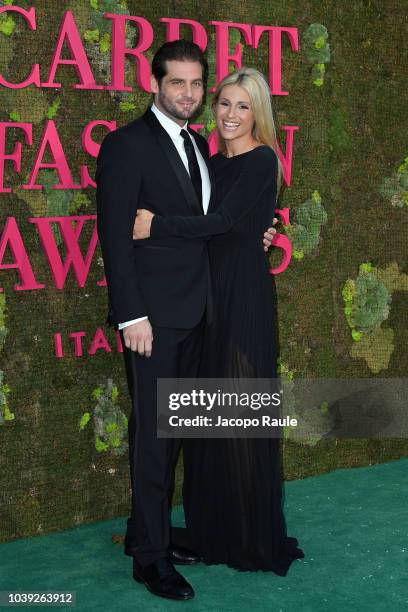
top-left (157, 90), bottom-right (201, 121)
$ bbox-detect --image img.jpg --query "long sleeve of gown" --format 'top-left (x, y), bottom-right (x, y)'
top-left (150, 146), bottom-right (278, 240)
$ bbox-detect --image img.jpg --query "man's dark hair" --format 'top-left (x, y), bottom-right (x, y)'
top-left (152, 40), bottom-right (208, 87)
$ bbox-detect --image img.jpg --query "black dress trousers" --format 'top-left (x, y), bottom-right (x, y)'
top-left (121, 315), bottom-right (205, 567)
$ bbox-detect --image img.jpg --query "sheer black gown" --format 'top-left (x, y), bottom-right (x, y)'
top-left (151, 145), bottom-right (304, 574)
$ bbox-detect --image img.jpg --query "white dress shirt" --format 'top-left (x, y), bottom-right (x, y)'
top-left (119, 103), bottom-right (211, 330)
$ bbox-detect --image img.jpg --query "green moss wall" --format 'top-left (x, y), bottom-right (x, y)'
top-left (0, 0), bottom-right (407, 541)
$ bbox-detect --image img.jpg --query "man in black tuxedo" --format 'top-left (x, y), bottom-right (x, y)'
top-left (96, 40), bottom-right (275, 601)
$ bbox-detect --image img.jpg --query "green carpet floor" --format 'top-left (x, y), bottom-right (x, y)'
top-left (1, 457), bottom-right (407, 611)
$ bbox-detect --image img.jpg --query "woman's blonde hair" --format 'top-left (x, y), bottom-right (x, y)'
top-left (212, 67), bottom-right (283, 192)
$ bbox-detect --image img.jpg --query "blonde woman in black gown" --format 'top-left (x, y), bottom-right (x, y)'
top-left (134, 67), bottom-right (304, 575)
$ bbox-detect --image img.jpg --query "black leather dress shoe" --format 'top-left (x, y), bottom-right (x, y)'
top-left (168, 544), bottom-right (202, 565)
top-left (132, 556), bottom-right (194, 600)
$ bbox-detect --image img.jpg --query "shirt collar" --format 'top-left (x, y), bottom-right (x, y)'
top-left (151, 103), bottom-right (188, 141)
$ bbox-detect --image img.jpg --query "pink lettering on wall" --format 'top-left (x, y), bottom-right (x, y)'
top-left (41, 11), bottom-right (103, 90)
top-left (209, 21), bottom-right (253, 87)
top-left (0, 216), bottom-right (107, 292)
top-left (269, 208), bottom-right (292, 275)
top-left (0, 119), bottom-right (119, 192)
top-left (105, 13), bottom-right (154, 93)
top-left (29, 215), bottom-right (104, 289)
top-left (0, 10), bottom-right (299, 93)
top-left (252, 25), bottom-right (299, 96)
top-left (23, 120), bottom-right (81, 190)
top-left (0, 6), bottom-right (40, 89)
top-left (54, 332), bottom-right (64, 358)
top-left (0, 7), bottom-right (302, 347)
top-left (88, 327), bottom-right (112, 355)
top-left (278, 126), bottom-right (299, 187)
top-left (0, 120), bottom-right (298, 191)
top-left (0, 217), bottom-right (45, 292)
top-left (54, 328), bottom-right (123, 358)
top-left (69, 331), bottom-right (87, 357)
top-left (0, 123), bottom-right (32, 193)
top-left (161, 17), bottom-right (208, 51)
top-left (81, 121), bottom-right (117, 188)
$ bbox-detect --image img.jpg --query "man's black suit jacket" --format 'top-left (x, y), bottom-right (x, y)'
top-left (95, 109), bottom-right (215, 329)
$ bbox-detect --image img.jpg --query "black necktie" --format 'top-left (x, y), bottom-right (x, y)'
top-left (180, 129), bottom-right (202, 209)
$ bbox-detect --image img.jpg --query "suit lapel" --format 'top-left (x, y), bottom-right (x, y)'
top-left (143, 110), bottom-right (203, 216)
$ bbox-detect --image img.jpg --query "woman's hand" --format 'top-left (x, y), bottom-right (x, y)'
top-left (263, 217), bottom-right (278, 251)
top-left (133, 209), bottom-right (155, 239)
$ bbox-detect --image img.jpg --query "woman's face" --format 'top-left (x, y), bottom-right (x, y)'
top-left (215, 84), bottom-right (255, 146)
